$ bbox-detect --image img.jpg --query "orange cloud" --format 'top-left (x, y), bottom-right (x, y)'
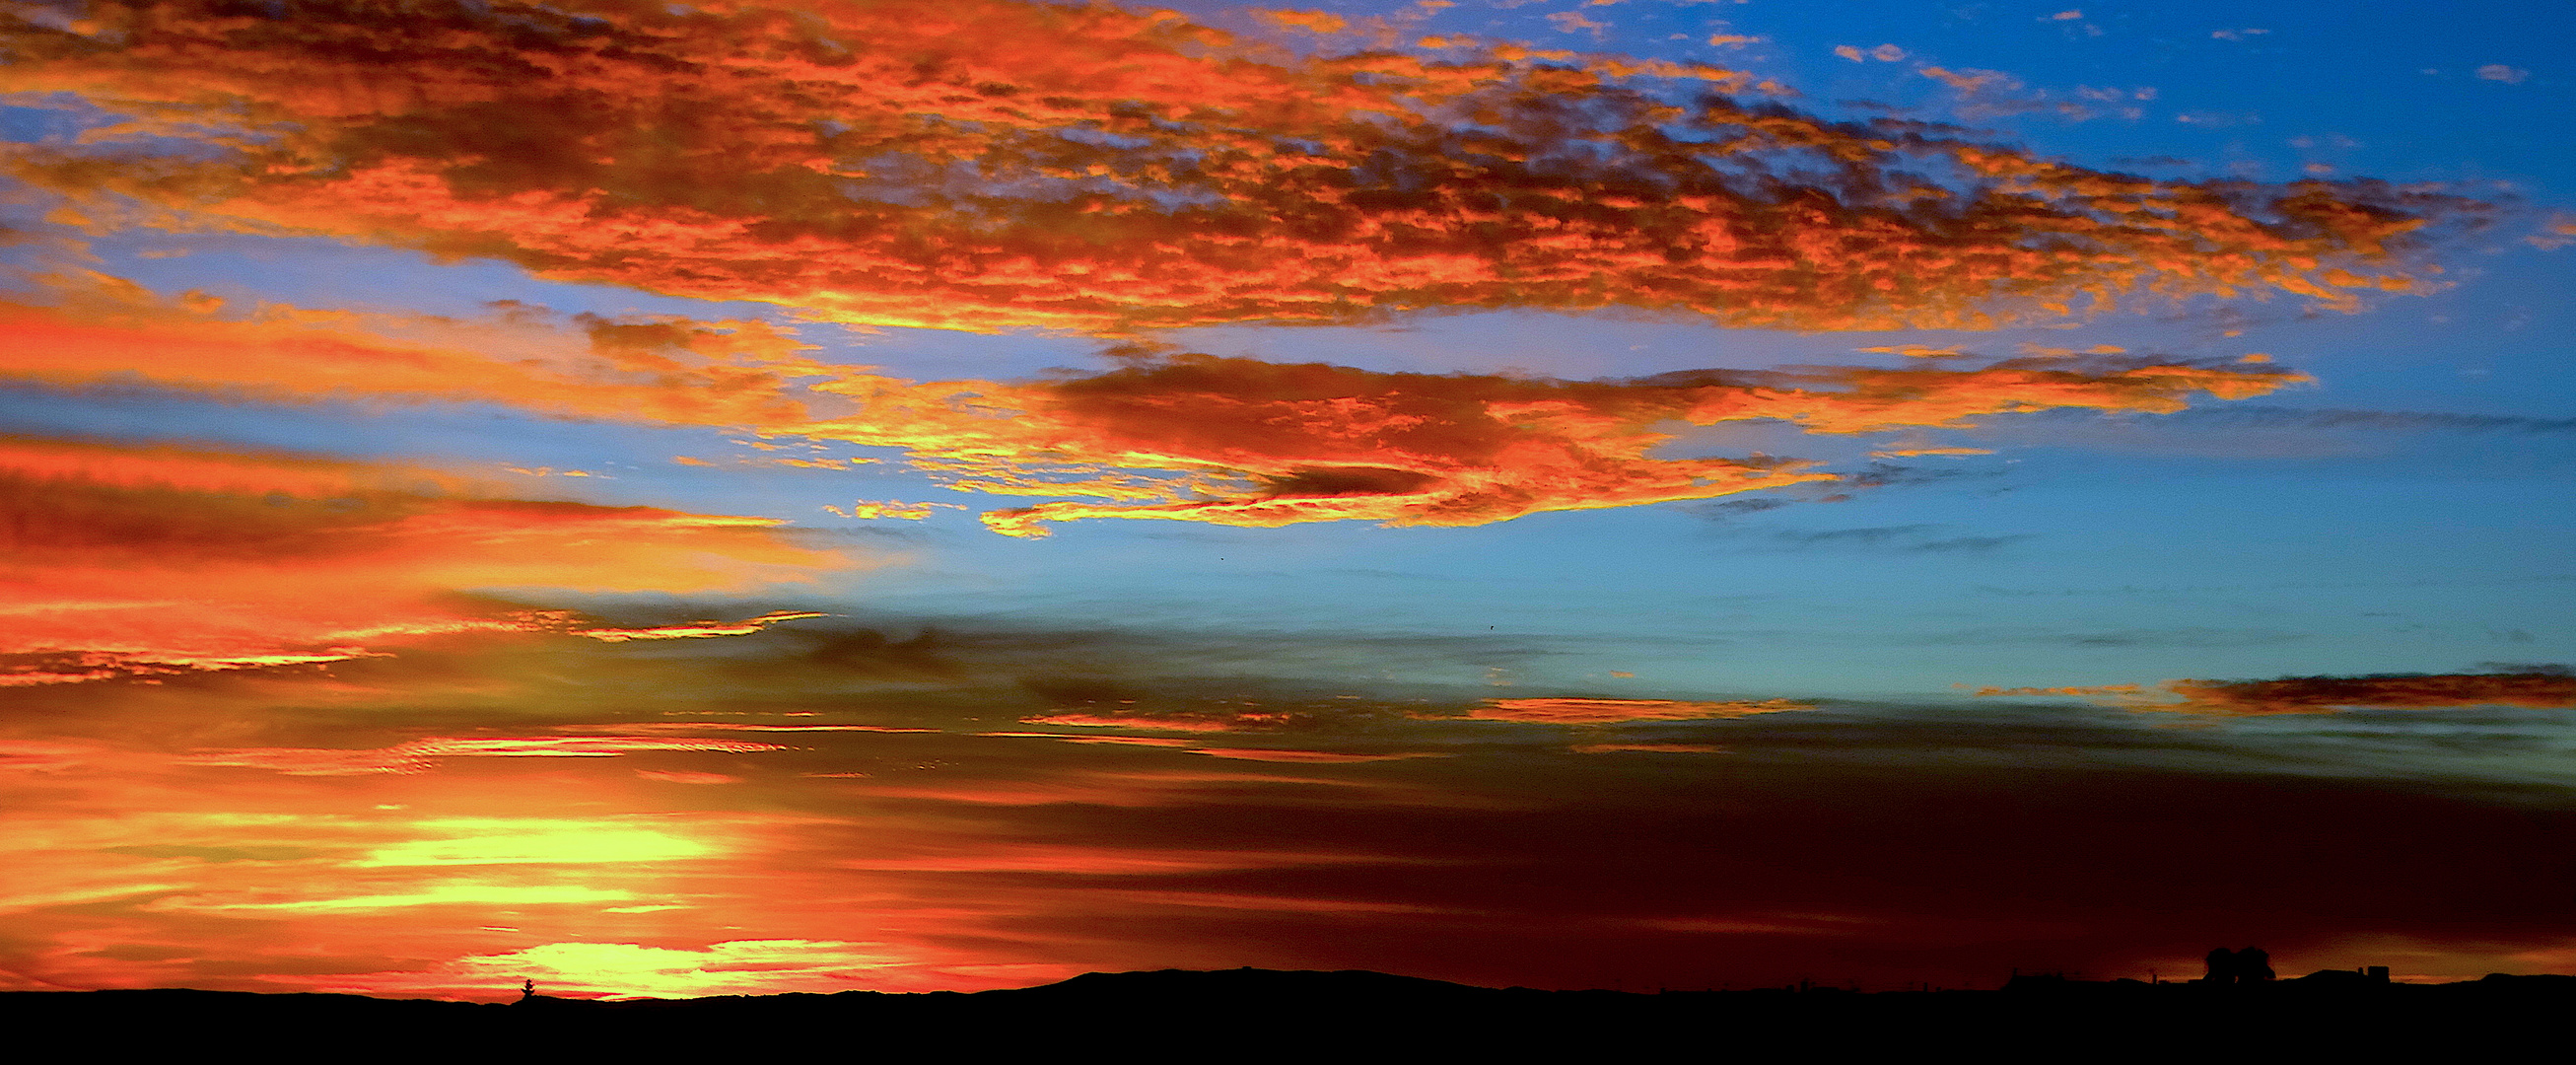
top-left (0, 434), bottom-right (859, 683)
top-left (0, 271), bottom-right (851, 427)
top-left (177, 736), bottom-right (794, 776)
top-left (823, 501), bottom-right (963, 521)
top-left (1, 0), bottom-right (2458, 334)
top-left (1018, 714), bottom-right (1248, 734)
top-left (0, 740), bottom-right (98, 772)
top-left (1255, 9), bottom-right (1351, 34)
top-left (2155, 671), bottom-right (2576, 716)
top-left (791, 349), bottom-right (2308, 536)
top-left (1460, 697), bottom-right (1815, 724)
top-left (1184, 747), bottom-right (1454, 763)
top-left (635, 770), bottom-right (743, 784)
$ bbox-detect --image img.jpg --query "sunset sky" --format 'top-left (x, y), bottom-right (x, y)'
top-left (2, 0), bottom-right (2571, 999)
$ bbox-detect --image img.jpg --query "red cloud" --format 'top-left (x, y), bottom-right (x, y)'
top-left (2158, 671), bottom-right (2576, 716)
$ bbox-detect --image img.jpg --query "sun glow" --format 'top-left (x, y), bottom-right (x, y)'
top-left (355, 819), bottom-right (723, 867)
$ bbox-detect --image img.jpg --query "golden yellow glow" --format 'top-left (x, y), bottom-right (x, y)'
top-left (354, 819), bottom-right (720, 867)
top-left (180, 885), bottom-right (640, 912)
top-left (574, 610), bottom-right (830, 642)
top-left (424, 940), bottom-right (913, 1000)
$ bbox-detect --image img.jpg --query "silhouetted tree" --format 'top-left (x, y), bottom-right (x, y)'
top-left (2238, 948), bottom-right (2273, 983)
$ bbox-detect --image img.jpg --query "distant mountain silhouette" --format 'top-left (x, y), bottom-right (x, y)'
top-left (6, 968), bottom-right (2567, 1054)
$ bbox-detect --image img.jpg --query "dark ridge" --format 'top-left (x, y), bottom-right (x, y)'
top-left (5, 968), bottom-right (2567, 1053)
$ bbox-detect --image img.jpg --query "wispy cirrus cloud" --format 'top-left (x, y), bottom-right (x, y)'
top-left (177, 735), bottom-right (797, 776)
top-left (1456, 696), bottom-right (1814, 724)
top-left (1020, 714), bottom-right (1253, 733)
top-left (573, 611), bottom-right (830, 643)
top-left (0, 433), bottom-right (864, 683)
top-left (0, 269), bottom-right (850, 427)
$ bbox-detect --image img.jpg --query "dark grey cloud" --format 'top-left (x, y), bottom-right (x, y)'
top-left (1699, 522), bottom-right (2033, 553)
top-left (1907, 534), bottom-right (2034, 552)
top-left (1911, 627), bottom-right (2309, 649)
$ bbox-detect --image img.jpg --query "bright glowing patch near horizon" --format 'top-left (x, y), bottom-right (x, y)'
top-left (352, 819), bottom-right (724, 867)
top-left (411, 940), bottom-right (915, 999)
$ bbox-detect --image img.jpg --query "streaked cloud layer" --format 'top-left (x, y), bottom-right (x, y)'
top-left (2160, 671), bottom-right (2576, 716)
top-left (1976, 671), bottom-right (2576, 717)
top-left (0, 0), bottom-right (2568, 1007)
top-left (5, 630), bottom-right (2571, 999)
top-left (0, 270), bottom-right (836, 425)
top-left (0, 432), bottom-right (858, 683)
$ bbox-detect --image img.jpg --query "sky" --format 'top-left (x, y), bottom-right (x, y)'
top-left (1, 0), bottom-right (2571, 999)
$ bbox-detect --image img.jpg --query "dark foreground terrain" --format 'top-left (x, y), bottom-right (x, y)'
top-left (8, 968), bottom-right (2568, 1055)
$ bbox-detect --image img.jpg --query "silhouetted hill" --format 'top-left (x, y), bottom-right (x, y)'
top-left (7, 968), bottom-right (2567, 1054)
top-left (1014, 965), bottom-right (1489, 999)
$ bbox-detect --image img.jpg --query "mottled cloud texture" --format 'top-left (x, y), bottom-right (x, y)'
top-left (0, 0), bottom-right (2458, 538)
top-left (2, 0), bottom-right (2460, 334)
